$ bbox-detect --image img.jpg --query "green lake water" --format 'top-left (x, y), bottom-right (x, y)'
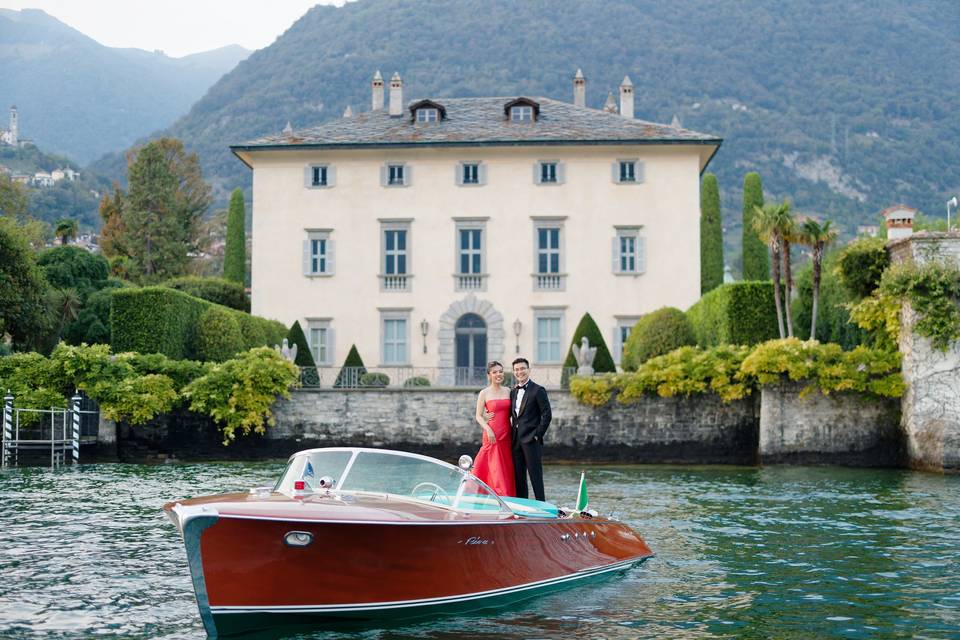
top-left (1, 462), bottom-right (958, 639)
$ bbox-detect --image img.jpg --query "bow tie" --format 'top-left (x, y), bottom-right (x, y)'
top-left (516, 384), bottom-right (528, 390)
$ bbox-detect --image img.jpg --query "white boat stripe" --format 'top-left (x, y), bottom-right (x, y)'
top-left (210, 558), bottom-right (644, 615)
top-left (217, 513), bottom-right (621, 526)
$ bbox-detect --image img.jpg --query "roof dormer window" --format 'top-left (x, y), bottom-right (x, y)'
top-left (416, 108), bottom-right (439, 123)
top-left (504, 97), bottom-right (540, 122)
top-left (511, 106), bottom-right (533, 122)
top-left (409, 99), bottom-right (446, 123)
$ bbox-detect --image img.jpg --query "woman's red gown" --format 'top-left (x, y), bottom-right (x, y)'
top-left (473, 398), bottom-right (516, 497)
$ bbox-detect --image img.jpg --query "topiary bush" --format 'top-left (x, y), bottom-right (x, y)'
top-left (334, 344), bottom-right (367, 388)
top-left (687, 282), bottom-right (780, 347)
top-left (622, 307), bottom-right (695, 370)
top-left (163, 276), bottom-right (249, 311)
top-left (403, 376), bottom-right (431, 387)
top-left (360, 372), bottom-right (390, 387)
top-left (836, 237), bottom-right (890, 299)
top-left (287, 320), bottom-right (318, 385)
top-left (561, 312), bottom-right (616, 386)
top-left (194, 306), bottom-right (245, 362)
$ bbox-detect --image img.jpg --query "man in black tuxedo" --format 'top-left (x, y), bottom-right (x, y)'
top-left (509, 357), bottom-right (551, 501)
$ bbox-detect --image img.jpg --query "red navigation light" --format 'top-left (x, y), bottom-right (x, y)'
top-left (294, 481), bottom-right (305, 490)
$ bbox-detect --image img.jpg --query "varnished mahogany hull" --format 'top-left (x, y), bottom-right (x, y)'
top-left (167, 495), bottom-right (652, 637)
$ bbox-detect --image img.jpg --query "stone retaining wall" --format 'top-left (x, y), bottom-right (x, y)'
top-left (759, 381), bottom-right (902, 466)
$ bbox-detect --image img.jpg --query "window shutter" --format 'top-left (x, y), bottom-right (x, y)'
top-left (478, 163), bottom-right (487, 186)
top-left (611, 236), bottom-right (620, 273)
top-left (326, 327), bottom-right (335, 366)
top-left (380, 165), bottom-right (387, 187)
top-left (557, 162), bottom-right (566, 185)
top-left (637, 236), bottom-right (647, 273)
top-left (636, 161), bottom-right (646, 184)
top-left (612, 161), bottom-right (620, 184)
top-left (326, 165), bottom-right (336, 187)
top-left (326, 238), bottom-right (335, 274)
top-left (455, 164), bottom-right (463, 186)
top-left (302, 239), bottom-right (312, 275)
top-left (304, 165), bottom-right (314, 188)
top-left (404, 165), bottom-right (412, 186)
top-left (533, 162), bottom-right (541, 184)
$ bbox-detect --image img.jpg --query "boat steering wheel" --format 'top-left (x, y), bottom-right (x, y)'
top-left (411, 481), bottom-right (449, 503)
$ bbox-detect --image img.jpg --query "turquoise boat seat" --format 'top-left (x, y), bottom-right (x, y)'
top-left (502, 496), bottom-right (559, 518)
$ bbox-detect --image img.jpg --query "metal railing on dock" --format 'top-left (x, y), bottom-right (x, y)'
top-left (2, 392), bottom-right (88, 468)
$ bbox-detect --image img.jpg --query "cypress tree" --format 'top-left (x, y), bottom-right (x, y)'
top-left (700, 173), bottom-right (724, 294)
top-left (287, 321), bottom-right (317, 368)
top-left (561, 312), bottom-right (616, 386)
top-left (223, 188), bottom-right (246, 284)
top-left (741, 172), bottom-right (769, 281)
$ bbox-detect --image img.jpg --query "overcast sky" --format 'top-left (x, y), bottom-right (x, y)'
top-left (3, 0), bottom-right (343, 57)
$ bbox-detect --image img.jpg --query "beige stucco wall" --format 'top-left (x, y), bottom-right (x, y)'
top-left (247, 143), bottom-right (702, 373)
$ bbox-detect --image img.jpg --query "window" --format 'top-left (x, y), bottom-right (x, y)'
top-left (533, 220), bottom-right (565, 290)
top-left (612, 159), bottom-right (644, 184)
top-left (305, 164), bottom-right (335, 189)
top-left (456, 162), bottom-right (485, 187)
top-left (612, 227), bottom-right (646, 274)
top-left (511, 105), bottom-right (533, 121)
top-left (537, 227), bottom-right (560, 274)
top-left (302, 230), bottom-right (334, 276)
top-left (534, 310), bottom-right (564, 364)
top-left (381, 163), bottom-right (410, 187)
top-left (307, 319), bottom-right (333, 365)
top-left (381, 311), bottom-right (410, 365)
top-left (415, 108), bottom-right (439, 123)
top-left (380, 221), bottom-right (411, 291)
top-left (388, 164), bottom-right (404, 186)
top-left (535, 161), bottom-right (563, 185)
top-left (613, 317), bottom-right (640, 365)
top-left (459, 228), bottom-right (482, 275)
top-left (454, 219), bottom-right (487, 291)
top-left (462, 163), bottom-right (479, 184)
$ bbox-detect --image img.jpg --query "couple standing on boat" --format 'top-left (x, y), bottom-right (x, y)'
top-left (472, 358), bottom-right (552, 501)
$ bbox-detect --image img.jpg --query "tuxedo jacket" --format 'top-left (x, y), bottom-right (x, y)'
top-left (509, 380), bottom-right (552, 445)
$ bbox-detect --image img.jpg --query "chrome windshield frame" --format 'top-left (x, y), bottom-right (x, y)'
top-left (285, 447), bottom-right (511, 515)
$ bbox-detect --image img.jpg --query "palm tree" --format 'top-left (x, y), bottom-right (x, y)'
top-left (752, 202), bottom-right (792, 339)
top-left (798, 219), bottom-right (838, 340)
top-left (55, 218), bottom-right (78, 245)
top-left (778, 204), bottom-right (797, 337)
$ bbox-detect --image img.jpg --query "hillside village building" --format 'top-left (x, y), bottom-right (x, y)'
top-left (232, 71), bottom-right (721, 385)
top-left (0, 106), bottom-right (19, 146)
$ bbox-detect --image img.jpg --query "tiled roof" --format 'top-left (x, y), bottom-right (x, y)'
top-left (232, 97), bottom-right (721, 151)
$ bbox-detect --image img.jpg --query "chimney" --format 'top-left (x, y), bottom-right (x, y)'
top-left (389, 72), bottom-right (403, 117)
top-left (603, 92), bottom-right (618, 114)
top-left (282, 121), bottom-right (293, 135)
top-left (882, 205), bottom-right (917, 241)
top-left (343, 105), bottom-right (354, 118)
top-left (573, 68), bottom-right (586, 107)
top-left (619, 76), bottom-right (634, 119)
top-left (371, 70), bottom-right (384, 111)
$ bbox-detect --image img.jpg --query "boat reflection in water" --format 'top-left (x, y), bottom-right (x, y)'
top-left (164, 448), bottom-right (653, 638)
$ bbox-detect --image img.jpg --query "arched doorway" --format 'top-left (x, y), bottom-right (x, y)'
top-left (455, 313), bottom-right (487, 386)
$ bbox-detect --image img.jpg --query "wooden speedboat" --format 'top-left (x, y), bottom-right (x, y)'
top-left (164, 447), bottom-right (653, 637)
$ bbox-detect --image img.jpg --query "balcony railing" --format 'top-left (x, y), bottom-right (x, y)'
top-left (298, 366), bottom-right (577, 390)
top-left (454, 273), bottom-right (486, 291)
top-left (380, 274), bottom-right (410, 291)
top-left (534, 273), bottom-right (565, 290)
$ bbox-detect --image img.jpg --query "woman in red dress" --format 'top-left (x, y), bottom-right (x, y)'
top-left (472, 361), bottom-right (516, 497)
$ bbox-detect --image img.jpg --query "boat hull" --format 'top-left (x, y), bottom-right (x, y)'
top-left (172, 503), bottom-right (652, 637)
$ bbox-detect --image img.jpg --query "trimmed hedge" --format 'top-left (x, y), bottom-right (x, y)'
top-left (111, 287), bottom-right (287, 360)
top-left (561, 313), bottom-right (616, 387)
top-left (195, 307), bottom-right (245, 362)
top-left (622, 307), bottom-right (696, 370)
top-left (163, 276), bottom-right (249, 311)
top-left (687, 282), bottom-right (780, 347)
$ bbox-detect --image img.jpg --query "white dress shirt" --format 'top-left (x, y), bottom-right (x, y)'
top-left (514, 385), bottom-right (526, 415)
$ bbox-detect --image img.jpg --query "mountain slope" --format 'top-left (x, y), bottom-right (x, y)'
top-left (94, 0), bottom-right (960, 247)
top-left (0, 9), bottom-right (249, 164)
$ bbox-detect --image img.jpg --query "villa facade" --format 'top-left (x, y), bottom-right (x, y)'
top-left (232, 71), bottom-right (721, 385)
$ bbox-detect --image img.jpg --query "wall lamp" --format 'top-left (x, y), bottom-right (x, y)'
top-left (513, 318), bottom-right (522, 354)
top-left (420, 318), bottom-right (429, 354)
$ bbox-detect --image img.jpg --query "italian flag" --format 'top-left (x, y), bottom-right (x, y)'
top-left (576, 471), bottom-right (589, 511)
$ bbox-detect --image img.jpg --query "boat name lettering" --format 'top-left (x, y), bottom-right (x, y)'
top-left (461, 536), bottom-right (493, 545)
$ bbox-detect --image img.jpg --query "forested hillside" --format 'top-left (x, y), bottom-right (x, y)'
top-left (90, 0), bottom-right (960, 254)
top-left (0, 9), bottom-right (248, 164)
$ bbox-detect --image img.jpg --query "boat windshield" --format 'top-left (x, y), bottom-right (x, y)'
top-left (277, 449), bottom-right (510, 514)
